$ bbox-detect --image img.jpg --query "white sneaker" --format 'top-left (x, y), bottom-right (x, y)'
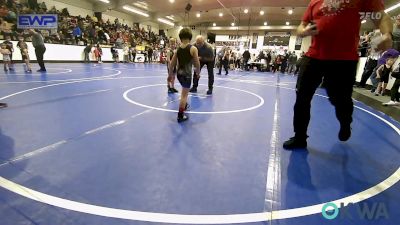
top-left (383, 101), bottom-right (397, 106)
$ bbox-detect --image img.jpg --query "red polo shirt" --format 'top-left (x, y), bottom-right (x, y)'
top-left (303, 0), bottom-right (384, 60)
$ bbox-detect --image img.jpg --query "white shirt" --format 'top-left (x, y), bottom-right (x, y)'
top-left (104, 33), bottom-right (110, 40)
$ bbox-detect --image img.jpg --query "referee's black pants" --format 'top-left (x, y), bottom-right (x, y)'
top-left (293, 56), bottom-right (358, 138)
top-left (35, 45), bottom-right (46, 71)
top-left (193, 61), bottom-right (214, 90)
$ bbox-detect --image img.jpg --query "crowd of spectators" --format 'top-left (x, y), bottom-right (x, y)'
top-left (0, 0), bottom-right (167, 49)
top-left (216, 45), bottom-right (305, 75)
top-left (359, 15), bottom-right (400, 57)
top-left (355, 15), bottom-right (400, 106)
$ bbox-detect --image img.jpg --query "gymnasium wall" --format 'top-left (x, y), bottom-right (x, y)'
top-left (38, 0), bottom-right (136, 27)
top-left (102, 10), bottom-right (135, 26)
top-left (0, 41), bottom-right (124, 62)
top-left (165, 26), bottom-right (204, 41)
top-left (288, 35), bottom-right (312, 53)
top-left (139, 21), bottom-right (160, 33)
top-left (38, 0), bottom-right (94, 17)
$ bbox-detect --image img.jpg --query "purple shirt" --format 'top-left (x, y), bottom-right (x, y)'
top-left (378, 49), bottom-right (400, 65)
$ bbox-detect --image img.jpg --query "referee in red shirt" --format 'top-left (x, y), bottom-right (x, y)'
top-left (283, 0), bottom-right (393, 149)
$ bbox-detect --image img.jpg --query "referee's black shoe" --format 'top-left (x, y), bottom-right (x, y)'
top-left (283, 136), bottom-right (307, 150)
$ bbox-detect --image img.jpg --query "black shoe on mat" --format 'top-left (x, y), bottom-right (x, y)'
top-left (283, 137), bottom-right (307, 150)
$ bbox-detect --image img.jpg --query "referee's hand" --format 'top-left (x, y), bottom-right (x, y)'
top-left (298, 23), bottom-right (318, 38)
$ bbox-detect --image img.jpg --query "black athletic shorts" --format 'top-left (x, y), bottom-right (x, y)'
top-left (177, 70), bottom-right (192, 89)
top-left (380, 73), bottom-right (390, 83)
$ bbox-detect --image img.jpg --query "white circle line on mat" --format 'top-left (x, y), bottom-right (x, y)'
top-left (123, 84), bottom-right (265, 114)
top-left (2, 68), bottom-right (72, 76)
top-left (0, 68), bottom-right (122, 84)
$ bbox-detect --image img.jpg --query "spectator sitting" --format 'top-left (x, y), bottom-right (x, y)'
top-left (0, 6), bottom-right (9, 18)
top-left (38, 2), bottom-right (46, 11)
top-left (6, 9), bottom-right (16, 22)
top-left (0, 18), bottom-right (12, 37)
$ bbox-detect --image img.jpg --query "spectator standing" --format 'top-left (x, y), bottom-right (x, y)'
top-left (94, 44), bottom-right (102, 63)
top-left (242, 49), bottom-right (251, 71)
top-left (83, 44), bottom-right (92, 63)
top-left (219, 48), bottom-right (230, 75)
top-left (357, 51), bottom-right (379, 88)
top-left (369, 49), bottom-right (399, 93)
top-left (123, 44), bottom-right (130, 63)
top-left (131, 47), bottom-right (136, 63)
top-left (111, 45), bottom-right (119, 63)
top-left (104, 31), bottom-right (110, 44)
top-left (216, 43), bottom-right (227, 71)
top-left (383, 62), bottom-right (400, 106)
top-left (281, 50), bottom-right (289, 73)
top-left (374, 56), bottom-right (396, 96)
top-left (288, 52), bottom-right (298, 74)
top-left (273, 55), bottom-right (282, 73)
top-left (266, 51), bottom-right (272, 71)
top-left (147, 46), bottom-right (153, 63)
top-left (294, 52), bottom-right (305, 75)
